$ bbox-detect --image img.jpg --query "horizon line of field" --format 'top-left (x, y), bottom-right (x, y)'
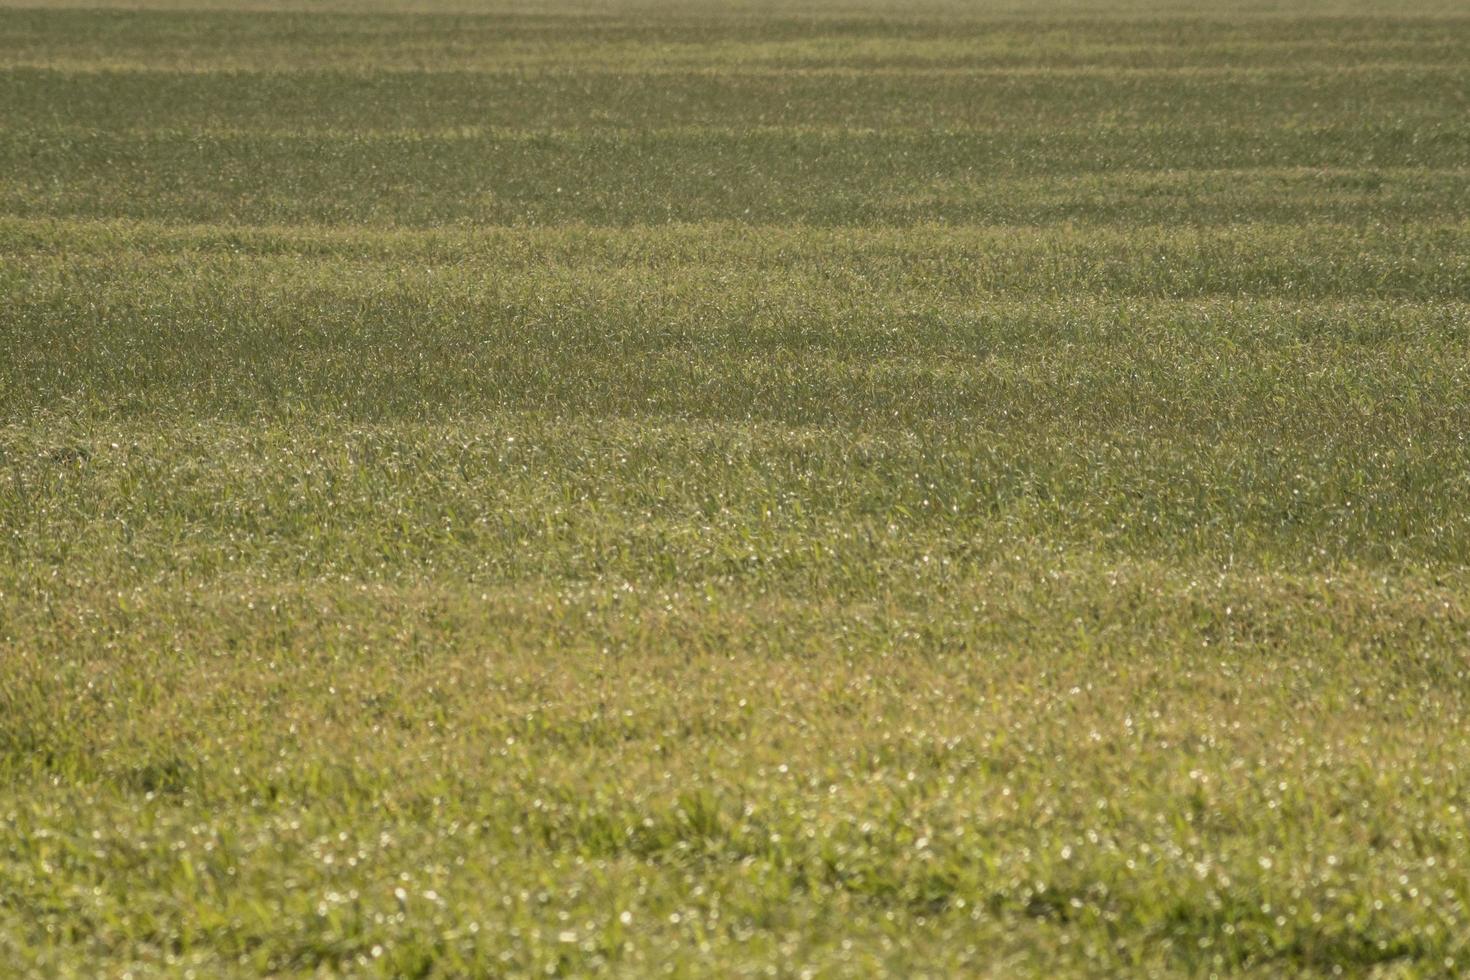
top-left (2, 6), bottom-right (1468, 27)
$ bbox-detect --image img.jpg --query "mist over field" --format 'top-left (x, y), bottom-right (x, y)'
top-left (2, 0), bottom-right (1469, 974)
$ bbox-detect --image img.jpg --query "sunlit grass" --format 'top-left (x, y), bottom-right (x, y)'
top-left (2, 0), bottom-right (1469, 975)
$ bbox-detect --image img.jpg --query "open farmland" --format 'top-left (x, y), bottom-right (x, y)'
top-left (2, 0), bottom-right (1470, 974)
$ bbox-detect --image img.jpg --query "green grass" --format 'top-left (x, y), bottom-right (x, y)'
top-left (3, 1), bottom-right (1470, 975)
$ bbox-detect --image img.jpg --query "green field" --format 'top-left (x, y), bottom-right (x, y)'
top-left (2, 0), bottom-right (1469, 974)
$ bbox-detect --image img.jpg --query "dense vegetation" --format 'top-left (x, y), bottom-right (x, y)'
top-left (2, 0), bottom-right (1468, 974)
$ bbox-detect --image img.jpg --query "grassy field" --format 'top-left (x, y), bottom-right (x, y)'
top-left (2, 0), bottom-right (1469, 974)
